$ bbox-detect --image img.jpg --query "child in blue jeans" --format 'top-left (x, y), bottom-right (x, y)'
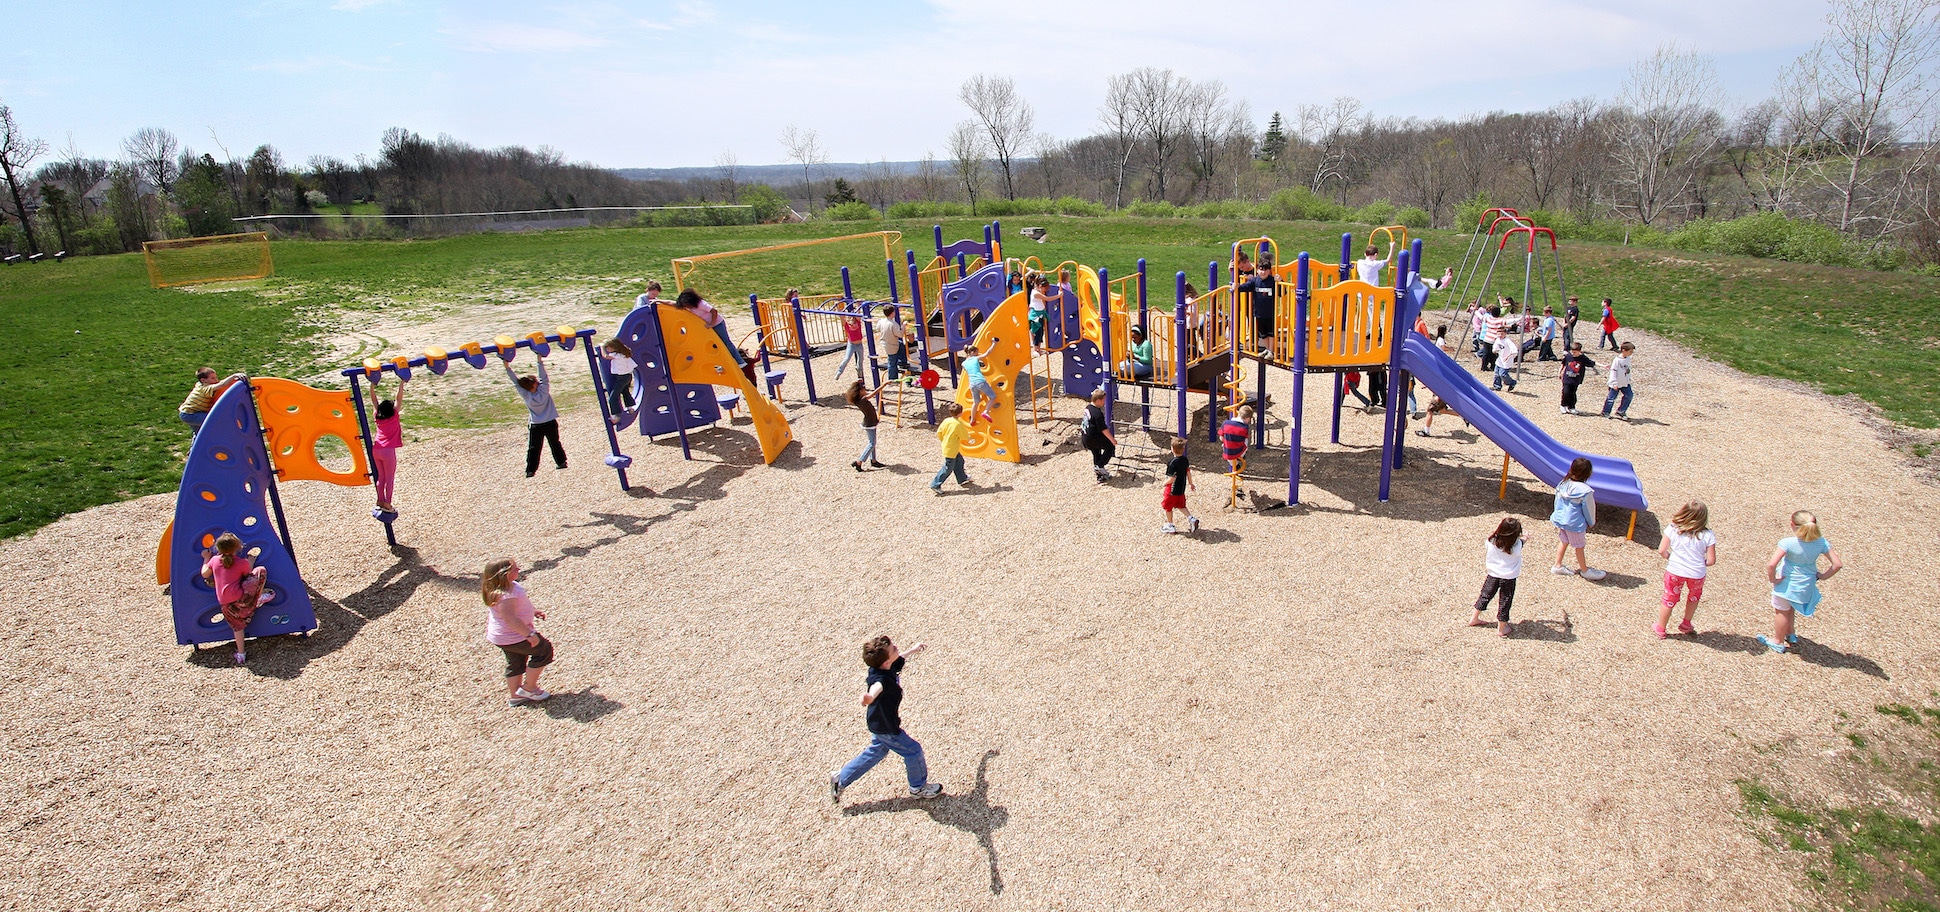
top-left (830, 636), bottom-right (943, 802)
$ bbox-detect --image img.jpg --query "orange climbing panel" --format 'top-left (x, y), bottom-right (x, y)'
top-left (251, 378), bottom-right (371, 486)
top-left (657, 303), bottom-right (794, 464)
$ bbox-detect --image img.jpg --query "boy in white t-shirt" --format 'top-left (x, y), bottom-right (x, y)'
top-left (1656, 500), bottom-right (1718, 638)
top-left (1601, 341), bottom-right (1635, 420)
top-left (1355, 241), bottom-right (1393, 286)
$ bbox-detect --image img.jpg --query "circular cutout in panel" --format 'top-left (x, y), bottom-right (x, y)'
top-left (198, 488), bottom-right (219, 503)
top-left (213, 449), bottom-right (231, 461)
top-left (242, 515), bottom-right (259, 528)
top-left (285, 404), bottom-right (300, 413)
top-left (203, 609), bottom-right (227, 628)
top-left (312, 433), bottom-right (355, 476)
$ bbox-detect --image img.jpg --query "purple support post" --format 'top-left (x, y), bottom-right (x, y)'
top-left (1378, 250), bottom-right (1412, 503)
top-left (1099, 266), bottom-right (1116, 421)
top-left (982, 223), bottom-right (993, 262)
top-left (1137, 258), bottom-right (1150, 429)
top-left (905, 255), bottom-right (937, 425)
top-left (246, 383), bottom-right (301, 569)
top-left (1339, 232), bottom-right (1353, 283)
top-left (956, 252), bottom-right (968, 280)
top-left (1289, 253), bottom-right (1310, 506)
top-left (1331, 372), bottom-right (1343, 444)
top-left (1207, 260), bottom-right (1221, 442)
top-left (1174, 271), bottom-right (1188, 440)
top-left (933, 224), bottom-right (944, 260)
top-left (989, 220), bottom-right (1001, 261)
top-left (792, 293), bottom-right (816, 403)
top-left (343, 371), bottom-right (397, 544)
top-left (582, 336), bottom-right (632, 491)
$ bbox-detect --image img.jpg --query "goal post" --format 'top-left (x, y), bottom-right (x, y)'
top-left (143, 231), bottom-right (275, 288)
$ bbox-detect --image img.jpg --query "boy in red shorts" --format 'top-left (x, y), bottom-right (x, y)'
top-left (1160, 438), bottom-right (1198, 534)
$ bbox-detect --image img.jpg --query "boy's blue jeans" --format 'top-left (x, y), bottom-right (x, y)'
top-left (931, 454), bottom-right (967, 489)
top-left (1492, 366), bottom-right (1517, 390)
top-left (837, 730), bottom-right (929, 790)
top-left (1602, 385), bottom-right (1634, 416)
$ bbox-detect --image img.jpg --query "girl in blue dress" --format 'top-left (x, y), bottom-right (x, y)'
top-left (1760, 510), bottom-right (1844, 654)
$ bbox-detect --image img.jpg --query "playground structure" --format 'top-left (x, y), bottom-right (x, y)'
top-left (609, 299), bottom-right (796, 465)
top-left (729, 222), bottom-right (1642, 530)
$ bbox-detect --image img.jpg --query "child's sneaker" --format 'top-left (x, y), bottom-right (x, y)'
top-left (958, 478), bottom-right (975, 488)
top-left (1756, 634), bottom-right (1788, 654)
top-left (508, 694), bottom-right (528, 706)
top-left (516, 687), bottom-right (551, 702)
top-left (1550, 565), bottom-right (1576, 576)
top-left (1787, 632), bottom-right (1799, 645)
top-left (1678, 621), bottom-right (1697, 636)
top-left (1579, 567), bottom-right (1606, 581)
top-left (1559, 407), bottom-right (1569, 415)
top-left (1653, 624), bottom-right (1667, 639)
top-left (910, 783), bottom-right (943, 799)
top-left (1159, 523), bottom-right (1177, 534)
top-left (233, 650), bottom-right (247, 665)
top-left (828, 773), bottom-right (844, 804)
top-left (980, 410), bottom-right (993, 424)
top-left (1186, 516), bottom-right (1200, 534)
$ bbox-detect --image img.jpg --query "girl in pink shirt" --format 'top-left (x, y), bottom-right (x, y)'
top-left (836, 307), bottom-right (868, 380)
top-left (676, 288), bottom-right (747, 366)
top-left (367, 377), bottom-right (406, 514)
top-left (483, 558), bottom-right (555, 706)
top-left (201, 532), bottom-right (271, 665)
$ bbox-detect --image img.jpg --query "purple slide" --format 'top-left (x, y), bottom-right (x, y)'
top-left (1400, 334), bottom-right (1647, 512)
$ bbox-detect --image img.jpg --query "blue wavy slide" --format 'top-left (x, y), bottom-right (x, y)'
top-left (1400, 334), bottom-right (1648, 512)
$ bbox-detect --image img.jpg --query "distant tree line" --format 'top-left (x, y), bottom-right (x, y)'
top-left (0, 119), bottom-right (771, 255)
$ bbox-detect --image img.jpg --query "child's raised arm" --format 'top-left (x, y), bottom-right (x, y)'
top-left (903, 641), bottom-right (927, 658)
top-left (393, 376), bottom-right (406, 412)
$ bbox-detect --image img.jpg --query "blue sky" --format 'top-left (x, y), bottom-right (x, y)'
top-left (3, 0), bottom-right (1834, 170)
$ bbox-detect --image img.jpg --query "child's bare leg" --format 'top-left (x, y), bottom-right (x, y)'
top-left (1572, 546), bottom-right (1589, 572)
top-left (1657, 600), bottom-right (1675, 633)
top-left (522, 666), bottom-right (545, 693)
top-left (1554, 541), bottom-right (1568, 568)
top-left (1775, 607), bottom-right (1795, 644)
top-left (506, 675), bottom-right (523, 698)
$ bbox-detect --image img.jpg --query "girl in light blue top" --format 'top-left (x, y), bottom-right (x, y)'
top-left (961, 340), bottom-right (998, 425)
top-left (1759, 510), bottom-right (1844, 654)
top-left (1549, 457), bottom-right (1606, 580)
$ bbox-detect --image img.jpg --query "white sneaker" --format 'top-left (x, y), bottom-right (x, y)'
top-left (828, 773), bottom-right (844, 804)
top-left (1550, 565), bottom-right (1576, 576)
top-left (1186, 516), bottom-right (1200, 533)
top-left (1559, 407), bottom-right (1569, 415)
top-left (516, 687), bottom-right (551, 701)
top-left (1579, 568), bottom-right (1606, 581)
top-left (1160, 523), bottom-right (1177, 534)
top-left (910, 783), bottom-right (943, 799)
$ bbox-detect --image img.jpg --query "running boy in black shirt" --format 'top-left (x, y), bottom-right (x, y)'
top-left (1558, 342), bottom-right (1598, 415)
top-left (830, 636), bottom-right (942, 803)
top-left (1081, 388), bottom-right (1116, 483)
top-left (1160, 438), bottom-right (1198, 534)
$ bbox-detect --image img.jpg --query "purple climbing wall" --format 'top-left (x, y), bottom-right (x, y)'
top-left (170, 383), bottom-right (316, 646)
top-left (614, 300), bottom-right (722, 436)
top-left (941, 263), bottom-right (1008, 355)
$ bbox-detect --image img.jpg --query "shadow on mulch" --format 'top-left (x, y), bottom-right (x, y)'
top-left (1684, 632), bottom-right (1889, 679)
top-left (1509, 617), bottom-right (1578, 643)
top-left (530, 685), bottom-right (623, 723)
top-left (844, 749), bottom-right (1008, 895)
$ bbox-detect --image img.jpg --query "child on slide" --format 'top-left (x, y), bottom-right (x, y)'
top-left (368, 376), bottom-right (406, 515)
top-left (1759, 510), bottom-right (1844, 655)
top-left (202, 532), bottom-right (272, 665)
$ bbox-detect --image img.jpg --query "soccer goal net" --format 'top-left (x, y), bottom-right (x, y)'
top-left (143, 232), bottom-right (275, 288)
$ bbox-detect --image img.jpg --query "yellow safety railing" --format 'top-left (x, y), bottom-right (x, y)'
top-left (752, 293), bottom-right (852, 358)
top-left (1303, 279), bottom-right (1395, 369)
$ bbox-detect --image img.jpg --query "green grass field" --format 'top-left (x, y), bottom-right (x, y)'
top-left (3, 215), bottom-right (1937, 539)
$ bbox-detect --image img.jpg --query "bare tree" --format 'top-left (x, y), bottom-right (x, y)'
top-left (1099, 74), bottom-right (1140, 208)
top-left (714, 149), bottom-right (740, 204)
top-left (915, 152), bottom-right (948, 202)
top-left (0, 103), bottom-right (49, 254)
top-left (948, 121), bottom-right (990, 215)
top-left (959, 75), bottom-right (1035, 201)
top-left (1125, 67), bottom-right (1193, 202)
top-left (1032, 133), bottom-right (1064, 198)
top-left (1295, 97), bottom-right (1367, 202)
top-left (1182, 79), bottom-right (1248, 201)
top-left (1607, 44), bottom-right (1724, 226)
top-left (1781, 0), bottom-right (1940, 233)
top-left (122, 126), bottom-right (181, 197)
top-left (778, 124), bottom-right (826, 215)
